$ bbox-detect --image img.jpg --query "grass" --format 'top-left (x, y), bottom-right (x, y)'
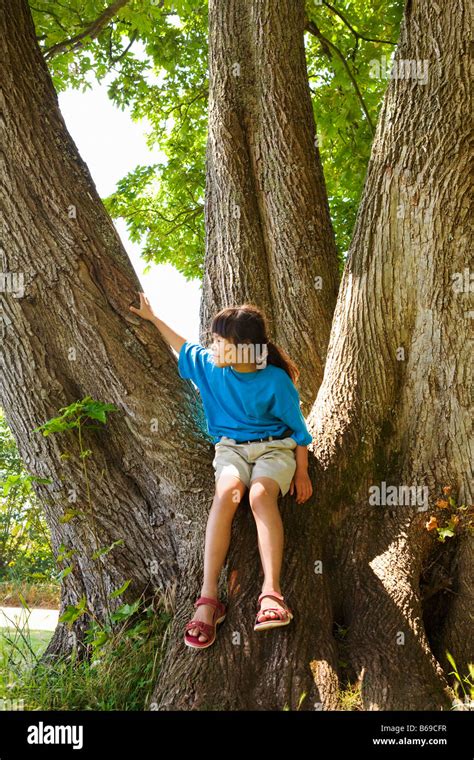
top-left (0, 604), bottom-right (172, 711)
top-left (337, 681), bottom-right (363, 711)
top-left (0, 626), bottom-right (53, 674)
top-left (0, 625), bottom-right (54, 709)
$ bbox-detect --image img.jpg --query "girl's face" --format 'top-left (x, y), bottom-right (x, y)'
top-left (210, 333), bottom-right (236, 366)
top-left (210, 333), bottom-right (257, 367)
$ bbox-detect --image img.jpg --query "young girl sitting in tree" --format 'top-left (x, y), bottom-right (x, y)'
top-left (129, 294), bottom-right (313, 649)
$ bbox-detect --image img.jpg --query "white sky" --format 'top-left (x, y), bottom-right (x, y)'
top-left (58, 76), bottom-right (202, 343)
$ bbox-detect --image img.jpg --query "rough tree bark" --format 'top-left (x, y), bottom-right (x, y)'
top-left (150, 0), bottom-right (341, 711)
top-left (0, 0), bottom-right (470, 712)
top-left (0, 0), bottom-right (218, 658)
top-left (306, 0), bottom-right (472, 709)
top-left (1, 0), bottom-right (340, 709)
top-left (200, 0), bottom-right (340, 412)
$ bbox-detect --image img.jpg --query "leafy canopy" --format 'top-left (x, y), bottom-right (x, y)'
top-left (31, 0), bottom-right (404, 277)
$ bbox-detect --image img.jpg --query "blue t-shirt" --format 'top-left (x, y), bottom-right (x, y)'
top-left (177, 341), bottom-right (312, 446)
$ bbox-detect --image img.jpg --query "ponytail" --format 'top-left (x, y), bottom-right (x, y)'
top-left (266, 340), bottom-right (300, 385)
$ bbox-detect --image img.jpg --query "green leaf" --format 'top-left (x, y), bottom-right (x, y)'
top-left (57, 565), bottom-right (73, 580)
top-left (110, 600), bottom-right (140, 622)
top-left (110, 579), bottom-right (132, 598)
top-left (58, 597), bottom-right (87, 625)
top-left (18, 591), bottom-right (30, 610)
top-left (91, 538), bottom-right (125, 560)
top-left (59, 508), bottom-right (83, 523)
top-left (438, 527), bottom-right (455, 540)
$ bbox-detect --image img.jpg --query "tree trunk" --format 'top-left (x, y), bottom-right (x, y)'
top-left (0, 0), bottom-right (216, 658)
top-left (0, 0), bottom-right (470, 712)
top-left (306, 0), bottom-right (472, 708)
top-left (200, 0), bottom-right (340, 412)
top-left (1, 0), bottom-right (340, 708)
top-left (151, 0), bottom-right (341, 711)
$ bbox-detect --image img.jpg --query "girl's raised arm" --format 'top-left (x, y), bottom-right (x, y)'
top-left (129, 291), bottom-right (187, 354)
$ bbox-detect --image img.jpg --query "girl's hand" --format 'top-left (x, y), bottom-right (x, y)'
top-left (129, 292), bottom-right (156, 322)
top-left (289, 469), bottom-right (313, 504)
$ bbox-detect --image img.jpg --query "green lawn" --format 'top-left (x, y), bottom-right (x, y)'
top-left (0, 627), bottom-right (53, 708)
top-left (0, 606), bottom-right (171, 710)
top-left (1, 626), bottom-right (53, 652)
top-left (0, 627), bottom-right (53, 677)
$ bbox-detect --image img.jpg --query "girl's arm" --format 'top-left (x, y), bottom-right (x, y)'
top-left (295, 445), bottom-right (308, 471)
top-left (129, 291), bottom-right (187, 353)
top-left (290, 445), bottom-right (313, 503)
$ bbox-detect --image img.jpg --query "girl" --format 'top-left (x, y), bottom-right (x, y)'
top-left (129, 294), bottom-right (313, 649)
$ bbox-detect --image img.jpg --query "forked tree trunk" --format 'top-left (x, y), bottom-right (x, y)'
top-left (1, 0), bottom-right (340, 707)
top-left (306, 0), bottom-right (472, 709)
top-left (200, 0), bottom-right (340, 412)
top-left (152, 0), bottom-right (471, 711)
top-left (0, 0), bottom-right (469, 711)
top-left (150, 0), bottom-right (341, 711)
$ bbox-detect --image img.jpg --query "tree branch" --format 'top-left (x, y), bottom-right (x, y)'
top-left (322, 1), bottom-right (397, 46)
top-left (31, 5), bottom-right (69, 36)
top-left (108, 30), bottom-right (137, 64)
top-left (43, 0), bottom-right (135, 60)
top-left (305, 19), bottom-right (375, 135)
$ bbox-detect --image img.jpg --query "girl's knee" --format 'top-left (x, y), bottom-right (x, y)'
top-left (249, 477), bottom-right (280, 508)
top-left (215, 477), bottom-right (247, 506)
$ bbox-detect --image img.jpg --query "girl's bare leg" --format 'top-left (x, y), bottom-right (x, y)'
top-left (187, 474), bottom-right (247, 642)
top-left (248, 476), bottom-right (287, 622)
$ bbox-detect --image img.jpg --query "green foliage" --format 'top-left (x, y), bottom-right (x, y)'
top-left (0, 600), bottom-right (172, 710)
top-left (32, 396), bottom-right (127, 627)
top-left (0, 411), bottom-right (55, 582)
top-left (0, 395), bottom-right (170, 711)
top-left (0, 395), bottom-right (120, 587)
top-left (32, 396), bottom-right (119, 436)
top-left (31, 396), bottom-right (164, 682)
top-left (32, 0), bottom-right (208, 279)
top-left (446, 651), bottom-right (474, 711)
top-left (305, 0), bottom-right (404, 257)
top-left (91, 538), bottom-right (125, 560)
top-left (30, 0), bottom-right (404, 275)
top-left (425, 486), bottom-right (474, 543)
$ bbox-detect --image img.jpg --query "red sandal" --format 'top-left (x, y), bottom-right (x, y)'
top-left (254, 590), bottom-right (293, 631)
top-left (184, 595), bottom-right (227, 649)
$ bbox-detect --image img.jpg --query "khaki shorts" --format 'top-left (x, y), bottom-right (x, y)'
top-left (212, 436), bottom-right (298, 497)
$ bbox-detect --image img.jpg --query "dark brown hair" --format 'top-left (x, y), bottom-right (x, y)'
top-left (208, 303), bottom-right (300, 384)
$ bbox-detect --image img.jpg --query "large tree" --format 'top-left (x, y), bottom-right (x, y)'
top-left (306, 0), bottom-right (473, 708)
top-left (0, 0), bottom-right (471, 710)
top-left (1, 0), bottom-right (339, 706)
